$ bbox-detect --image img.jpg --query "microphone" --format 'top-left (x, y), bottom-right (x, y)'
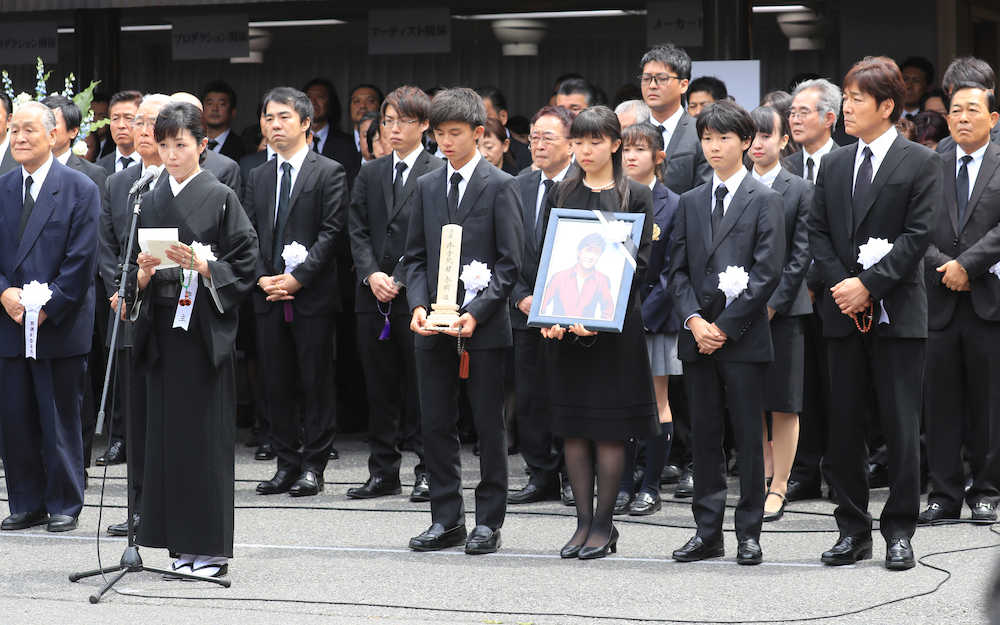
top-left (128, 165), bottom-right (162, 196)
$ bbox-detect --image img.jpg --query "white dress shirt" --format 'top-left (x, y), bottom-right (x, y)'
top-left (274, 144), bottom-right (310, 225)
top-left (446, 150), bottom-right (482, 206)
top-left (21, 154), bottom-right (54, 202)
top-left (114, 147), bottom-right (139, 173)
top-left (393, 145), bottom-right (423, 187)
top-left (209, 128), bottom-right (230, 153)
top-left (54, 148), bottom-right (72, 166)
top-left (802, 137), bottom-right (836, 181)
top-left (353, 128), bottom-right (362, 152)
top-left (313, 125), bottom-right (329, 154)
top-left (956, 141), bottom-right (989, 200)
top-left (712, 166), bottom-right (748, 216)
top-left (536, 162), bottom-right (572, 220)
top-left (853, 127), bottom-right (898, 188)
top-left (751, 162), bottom-right (782, 189)
top-left (650, 106), bottom-right (684, 151)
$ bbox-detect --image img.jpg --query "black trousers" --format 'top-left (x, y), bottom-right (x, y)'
top-left (513, 328), bottom-right (560, 483)
top-left (117, 348), bottom-right (147, 505)
top-left (790, 311), bottom-right (830, 486)
top-left (356, 310), bottom-right (424, 479)
top-left (416, 347), bottom-right (507, 530)
top-left (257, 307), bottom-right (336, 474)
top-left (683, 358), bottom-right (766, 543)
top-left (925, 295), bottom-right (1000, 510)
top-left (825, 333), bottom-right (923, 540)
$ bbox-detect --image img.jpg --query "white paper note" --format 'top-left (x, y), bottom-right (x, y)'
top-left (138, 228), bottom-right (181, 269)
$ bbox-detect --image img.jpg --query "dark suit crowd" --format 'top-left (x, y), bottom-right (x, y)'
top-left (0, 46), bottom-right (998, 573)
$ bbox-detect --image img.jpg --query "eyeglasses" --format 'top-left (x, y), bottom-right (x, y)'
top-left (788, 108), bottom-right (818, 119)
top-left (529, 133), bottom-right (567, 146)
top-left (381, 117), bottom-right (420, 129)
top-left (638, 73), bottom-right (680, 86)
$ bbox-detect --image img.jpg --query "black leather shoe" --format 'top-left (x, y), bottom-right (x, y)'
top-left (660, 464), bottom-right (681, 485)
top-left (972, 500), bottom-right (998, 523)
top-left (508, 481), bottom-right (558, 504)
top-left (560, 540), bottom-right (583, 559)
top-left (465, 525), bottom-right (501, 554)
top-left (785, 479), bottom-right (822, 502)
top-left (673, 469), bottom-right (694, 499)
top-left (256, 468), bottom-right (298, 495)
top-left (96, 439), bottom-right (126, 466)
top-left (410, 474), bottom-right (431, 502)
top-left (107, 513), bottom-right (140, 537)
top-left (409, 523), bottom-right (467, 551)
top-left (672, 535), bottom-right (724, 562)
top-left (1, 509), bottom-right (48, 531)
top-left (821, 535), bottom-right (873, 566)
top-left (628, 490), bottom-right (661, 516)
top-left (47, 515), bottom-right (77, 532)
top-left (614, 490), bottom-right (633, 515)
top-left (885, 537), bottom-right (915, 570)
top-left (346, 475), bottom-right (402, 499)
top-left (560, 478), bottom-right (575, 506)
top-left (763, 491), bottom-right (787, 523)
top-left (329, 447), bottom-right (339, 460)
top-left (289, 470), bottom-right (324, 497)
top-left (917, 502), bottom-right (960, 525)
top-left (579, 526), bottom-right (619, 560)
top-left (254, 443), bottom-right (275, 461)
top-left (737, 537), bottom-right (763, 565)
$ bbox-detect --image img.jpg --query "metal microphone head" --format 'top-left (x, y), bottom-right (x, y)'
top-left (128, 165), bottom-right (162, 196)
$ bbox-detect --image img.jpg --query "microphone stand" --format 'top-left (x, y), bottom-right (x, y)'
top-left (69, 177), bottom-right (230, 602)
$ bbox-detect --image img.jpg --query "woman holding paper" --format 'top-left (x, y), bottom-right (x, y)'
top-left (128, 102), bottom-right (259, 578)
top-left (530, 106), bottom-right (656, 559)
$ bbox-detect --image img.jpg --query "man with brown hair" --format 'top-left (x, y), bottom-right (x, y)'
top-left (808, 56), bottom-right (941, 570)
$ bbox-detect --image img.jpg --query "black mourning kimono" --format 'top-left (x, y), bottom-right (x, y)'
top-left (131, 170), bottom-right (258, 557)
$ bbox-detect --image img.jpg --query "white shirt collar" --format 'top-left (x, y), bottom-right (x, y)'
top-left (651, 105), bottom-right (684, 135)
top-left (712, 166), bottom-right (748, 211)
top-left (446, 150), bottom-right (482, 186)
top-left (647, 179), bottom-right (657, 191)
top-left (265, 145), bottom-right (276, 160)
top-left (210, 128), bottom-right (230, 152)
top-left (858, 126), bottom-right (898, 164)
top-left (751, 162), bottom-right (782, 188)
top-left (22, 154), bottom-right (55, 200)
top-left (803, 137), bottom-right (836, 161)
top-left (115, 147), bottom-right (138, 165)
top-left (957, 141), bottom-right (989, 165)
top-left (54, 148), bottom-right (72, 165)
top-left (393, 145), bottom-right (423, 171)
top-left (169, 168), bottom-right (203, 196)
top-left (276, 143), bottom-right (310, 174)
top-left (542, 161), bottom-right (572, 183)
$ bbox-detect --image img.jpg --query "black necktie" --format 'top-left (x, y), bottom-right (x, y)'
top-left (957, 154), bottom-right (973, 224)
top-left (712, 184), bottom-right (727, 236)
top-left (312, 139), bottom-right (320, 153)
top-left (119, 156), bottom-right (133, 171)
top-left (274, 162), bottom-right (293, 270)
top-left (447, 171), bottom-right (462, 222)
top-left (806, 156), bottom-right (815, 182)
top-left (537, 178), bottom-right (554, 241)
top-left (207, 139), bottom-right (219, 151)
top-left (656, 125), bottom-right (667, 145)
top-left (17, 175), bottom-right (34, 241)
top-left (393, 161), bottom-right (408, 208)
top-left (853, 147), bottom-right (874, 212)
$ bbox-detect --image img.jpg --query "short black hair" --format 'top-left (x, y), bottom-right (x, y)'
top-left (475, 86), bottom-right (508, 114)
top-left (696, 99), bottom-right (755, 142)
top-left (900, 56), bottom-right (935, 84)
top-left (0, 92), bottom-right (13, 118)
top-left (41, 94), bottom-right (82, 131)
top-left (302, 77), bottom-right (342, 129)
top-left (639, 44), bottom-right (692, 80)
top-left (201, 80), bottom-right (238, 109)
top-left (689, 76), bottom-right (728, 102)
top-left (950, 81), bottom-right (998, 113)
top-left (557, 78), bottom-right (596, 105)
top-left (263, 86), bottom-right (314, 125)
top-left (154, 102), bottom-right (206, 164)
top-left (750, 105), bottom-right (788, 138)
top-left (941, 57), bottom-right (996, 93)
top-left (351, 83), bottom-right (384, 104)
top-left (429, 87), bottom-right (487, 130)
top-left (507, 114), bottom-right (530, 136)
top-left (110, 90), bottom-right (143, 110)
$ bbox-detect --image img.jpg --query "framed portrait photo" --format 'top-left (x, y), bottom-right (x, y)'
top-left (527, 208), bottom-right (645, 333)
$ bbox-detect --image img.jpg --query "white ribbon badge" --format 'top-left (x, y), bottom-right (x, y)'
top-left (172, 242), bottom-right (215, 331)
top-left (20, 281), bottom-right (53, 359)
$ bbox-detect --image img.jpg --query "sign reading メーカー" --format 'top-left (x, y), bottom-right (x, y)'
top-left (646, 1), bottom-right (703, 47)
top-left (368, 9), bottom-right (451, 55)
top-left (171, 15), bottom-right (249, 61)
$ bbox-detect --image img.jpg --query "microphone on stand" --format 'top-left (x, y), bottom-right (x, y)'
top-left (128, 165), bottom-right (163, 196)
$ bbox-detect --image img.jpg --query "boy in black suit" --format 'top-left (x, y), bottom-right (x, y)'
top-left (808, 57), bottom-right (940, 570)
top-left (404, 88), bottom-right (523, 555)
top-left (667, 100), bottom-right (785, 565)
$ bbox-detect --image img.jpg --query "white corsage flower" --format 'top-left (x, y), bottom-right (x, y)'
top-left (857, 237), bottom-right (893, 324)
top-left (71, 140), bottom-right (88, 157)
top-left (718, 265), bottom-right (750, 307)
top-left (460, 260), bottom-right (492, 307)
top-left (281, 242), bottom-right (308, 274)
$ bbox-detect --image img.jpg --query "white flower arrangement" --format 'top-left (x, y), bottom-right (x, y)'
top-left (718, 265), bottom-right (750, 307)
top-left (857, 237), bottom-right (893, 270)
top-left (1, 58), bottom-right (108, 141)
top-left (281, 242), bottom-right (308, 273)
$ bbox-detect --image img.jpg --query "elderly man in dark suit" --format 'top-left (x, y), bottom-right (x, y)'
top-left (245, 87), bottom-right (348, 498)
top-left (0, 102), bottom-right (99, 533)
top-left (781, 79), bottom-right (842, 183)
top-left (922, 83), bottom-right (1000, 525)
top-left (347, 86), bottom-right (444, 502)
top-left (808, 57), bottom-right (941, 570)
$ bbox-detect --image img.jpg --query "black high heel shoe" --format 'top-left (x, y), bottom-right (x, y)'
top-left (579, 526), bottom-right (619, 560)
top-left (560, 542), bottom-right (583, 558)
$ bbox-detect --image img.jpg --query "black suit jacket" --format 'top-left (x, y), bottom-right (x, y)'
top-left (202, 150), bottom-right (242, 195)
top-left (349, 149), bottom-right (444, 313)
top-left (925, 143), bottom-right (1000, 327)
top-left (403, 157), bottom-right (524, 350)
top-left (321, 129), bottom-right (361, 185)
top-left (244, 150), bottom-right (349, 316)
top-left (767, 168), bottom-right (813, 317)
top-left (668, 174), bottom-right (785, 362)
top-left (660, 111), bottom-right (713, 195)
top-left (65, 153), bottom-right (106, 195)
top-left (642, 181), bottom-right (681, 333)
top-left (0, 144), bottom-right (17, 175)
top-left (780, 140), bottom-right (841, 180)
top-left (808, 135), bottom-right (941, 338)
top-left (216, 132), bottom-right (247, 162)
top-left (97, 151), bottom-right (138, 177)
top-left (239, 150), bottom-right (268, 199)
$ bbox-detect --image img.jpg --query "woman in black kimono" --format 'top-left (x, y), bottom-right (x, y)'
top-left (131, 102), bottom-right (259, 578)
top-left (533, 106), bottom-right (657, 559)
